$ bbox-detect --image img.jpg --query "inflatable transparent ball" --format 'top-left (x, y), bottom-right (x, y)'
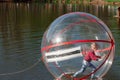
top-left (41, 12), bottom-right (115, 80)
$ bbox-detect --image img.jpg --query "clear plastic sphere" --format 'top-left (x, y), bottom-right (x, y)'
top-left (41, 12), bottom-right (115, 80)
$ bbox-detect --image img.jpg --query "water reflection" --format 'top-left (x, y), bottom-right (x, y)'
top-left (0, 3), bottom-right (42, 74)
top-left (117, 19), bottom-right (120, 29)
top-left (0, 2), bottom-right (120, 80)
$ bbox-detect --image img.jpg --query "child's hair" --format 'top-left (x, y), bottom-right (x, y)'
top-left (91, 42), bottom-right (99, 49)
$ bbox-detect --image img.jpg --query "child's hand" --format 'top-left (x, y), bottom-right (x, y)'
top-left (98, 54), bottom-right (106, 61)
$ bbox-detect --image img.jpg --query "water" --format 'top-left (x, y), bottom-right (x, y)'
top-left (0, 2), bottom-right (120, 80)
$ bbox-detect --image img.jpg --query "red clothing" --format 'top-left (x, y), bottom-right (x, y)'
top-left (83, 50), bottom-right (101, 62)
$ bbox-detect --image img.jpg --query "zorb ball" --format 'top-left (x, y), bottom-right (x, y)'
top-left (41, 12), bottom-right (115, 80)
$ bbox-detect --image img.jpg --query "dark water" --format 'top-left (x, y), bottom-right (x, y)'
top-left (0, 3), bottom-right (120, 80)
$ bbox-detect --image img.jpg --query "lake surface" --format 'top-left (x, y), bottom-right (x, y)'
top-left (0, 2), bottom-right (120, 80)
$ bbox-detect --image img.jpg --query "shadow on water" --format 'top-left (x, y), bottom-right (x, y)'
top-left (0, 2), bottom-right (120, 80)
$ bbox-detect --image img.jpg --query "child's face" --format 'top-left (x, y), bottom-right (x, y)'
top-left (91, 43), bottom-right (98, 50)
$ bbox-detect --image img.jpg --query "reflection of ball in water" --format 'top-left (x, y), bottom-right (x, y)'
top-left (41, 12), bottom-right (115, 80)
